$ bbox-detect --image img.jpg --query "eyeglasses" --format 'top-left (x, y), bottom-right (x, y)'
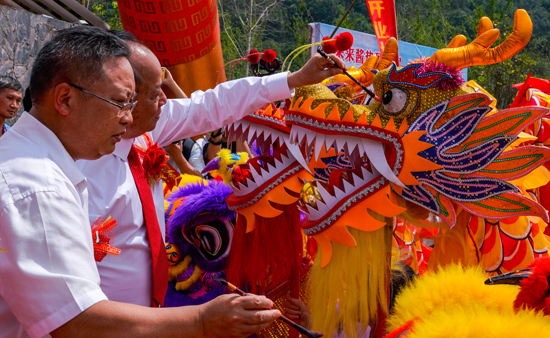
top-left (69, 83), bottom-right (137, 118)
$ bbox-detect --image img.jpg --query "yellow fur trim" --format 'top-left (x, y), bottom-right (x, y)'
top-left (168, 255), bottom-right (192, 281)
top-left (174, 258), bottom-right (203, 291)
top-left (388, 264), bottom-right (519, 332)
top-left (234, 152), bottom-right (249, 166)
top-left (309, 226), bottom-right (391, 337)
top-left (406, 307), bottom-right (550, 337)
top-left (217, 149), bottom-right (249, 184)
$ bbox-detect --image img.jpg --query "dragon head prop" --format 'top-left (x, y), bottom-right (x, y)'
top-left (286, 9), bottom-right (550, 268)
top-left (282, 10), bottom-right (550, 337)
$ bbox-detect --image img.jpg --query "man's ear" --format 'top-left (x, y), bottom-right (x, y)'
top-left (52, 83), bottom-right (74, 116)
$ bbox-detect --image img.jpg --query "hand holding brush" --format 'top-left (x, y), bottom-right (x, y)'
top-left (214, 277), bottom-right (324, 338)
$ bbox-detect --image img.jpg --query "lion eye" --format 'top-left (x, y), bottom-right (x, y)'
top-left (382, 88), bottom-right (407, 113)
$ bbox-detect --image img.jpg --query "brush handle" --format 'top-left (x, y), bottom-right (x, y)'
top-left (316, 46), bottom-right (376, 99)
top-left (216, 278), bottom-right (323, 338)
top-left (278, 314), bottom-right (323, 338)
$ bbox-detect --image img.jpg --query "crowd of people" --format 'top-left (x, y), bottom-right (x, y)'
top-left (0, 25), bottom-right (344, 338)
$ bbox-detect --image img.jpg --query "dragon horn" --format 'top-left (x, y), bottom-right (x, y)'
top-left (430, 9), bottom-right (532, 70)
top-left (477, 16), bottom-right (494, 36)
top-left (443, 15), bottom-right (497, 49)
top-left (324, 37), bottom-right (399, 88)
top-left (376, 37), bottom-right (399, 70)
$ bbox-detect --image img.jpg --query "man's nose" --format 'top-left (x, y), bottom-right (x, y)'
top-left (159, 90), bottom-right (167, 108)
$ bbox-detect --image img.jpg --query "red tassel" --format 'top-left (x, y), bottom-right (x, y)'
top-left (322, 36), bottom-right (337, 54)
top-left (262, 49), bottom-right (277, 63)
top-left (513, 257), bottom-right (550, 315)
top-left (227, 204), bottom-right (303, 294)
top-left (335, 32), bottom-right (353, 51)
top-left (247, 49), bottom-right (260, 64)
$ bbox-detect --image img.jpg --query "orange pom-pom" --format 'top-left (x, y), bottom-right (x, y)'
top-left (322, 36), bottom-right (337, 54)
top-left (247, 49), bottom-right (260, 64)
top-left (262, 49), bottom-right (277, 63)
top-left (335, 32), bottom-right (353, 51)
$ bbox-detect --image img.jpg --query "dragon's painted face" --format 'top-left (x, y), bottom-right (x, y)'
top-left (286, 61), bottom-right (550, 267)
top-left (372, 63), bottom-right (468, 126)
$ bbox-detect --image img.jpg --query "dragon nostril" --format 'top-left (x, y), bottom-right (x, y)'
top-left (382, 91), bottom-right (392, 104)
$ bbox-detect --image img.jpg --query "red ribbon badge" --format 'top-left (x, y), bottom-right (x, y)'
top-left (92, 216), bottom-right (121, 262)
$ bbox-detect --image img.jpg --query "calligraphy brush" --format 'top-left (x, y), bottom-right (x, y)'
top-left (213, 277), bottom-right (324, 338)
top-left (316, 46), bottom-right (379, 101)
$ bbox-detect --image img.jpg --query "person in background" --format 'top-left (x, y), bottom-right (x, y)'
top-left (0, 75), bottom-right (22, 136)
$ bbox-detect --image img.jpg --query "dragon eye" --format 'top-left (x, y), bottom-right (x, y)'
top-left (382, 88), bottom-right (407, 113)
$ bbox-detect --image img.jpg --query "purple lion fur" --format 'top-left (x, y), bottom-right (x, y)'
top-left (166, 180), bottom-right (235, 273)
top-left (164, 180), bottom-right (235, 307)
top-left (166, 180), bottom-right (235, 241)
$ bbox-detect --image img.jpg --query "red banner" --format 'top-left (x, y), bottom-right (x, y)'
top-left (366, 0), bottom-right (398, 62)
top-left (117, 0), bottom-right (220, 66)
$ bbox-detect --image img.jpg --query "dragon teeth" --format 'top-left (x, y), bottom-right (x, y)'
top-left (361, 138), bottom-right (405, 188)
top-left (305, 130), bottom-right (316, 148)
top-left (324, 135), bottom-right (336, 152)
top-left (314, 134), bottom-right (324, 161)
top-left (241, 123), bottom-right (251, 141)
top-left (333, 185), bottom-right (346, 200)
top-left (306, 195), bottom-right (331, 220)
top-left (334, 135), bottom-right (348, 153)
top-left (287, 142), bottom-right (310, 173)
top-left (341, 178), bottom-right (356, 194)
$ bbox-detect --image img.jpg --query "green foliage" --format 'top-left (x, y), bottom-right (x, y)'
top-left (219, 0), bottom-right (550, 104)
top-left (90, 1), bottom-right (122, 30)
top-left (397, 0), bottom-right (460, 49)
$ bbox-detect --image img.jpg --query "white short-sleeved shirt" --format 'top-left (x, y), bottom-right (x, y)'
top-left (78, 73), bottom-right (292, 306)
top-left (0, 113), bottom-right (107, 338)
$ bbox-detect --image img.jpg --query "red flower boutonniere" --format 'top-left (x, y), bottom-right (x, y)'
top-left (92, 216), bottom-right (121, 262)
top-left (142, 143), bottom-right (168, 185)
top-left (136, 138), bottom-right (181, 190)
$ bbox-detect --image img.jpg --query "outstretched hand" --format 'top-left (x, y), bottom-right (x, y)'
top-left (198, 293), bottom-right (281, 338)
top-left (287, 53), bottom-right (345, 90)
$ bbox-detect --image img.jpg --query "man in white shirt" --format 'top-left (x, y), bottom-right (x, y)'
top-left (0, 26), bottom-right (281, 338)
top-left (79, 32), bottom-right (345, 308)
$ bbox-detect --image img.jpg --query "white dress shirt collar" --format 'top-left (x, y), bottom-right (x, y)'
top-left (12, 112), bottom-right (85, 187)
top-left (112, 138), bottom-right (134, 162)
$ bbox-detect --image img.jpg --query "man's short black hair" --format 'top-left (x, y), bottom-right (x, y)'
top-left (30, 26), bottom-right (130, 104)
top-left (0, 75), bottom-right (22, 93)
